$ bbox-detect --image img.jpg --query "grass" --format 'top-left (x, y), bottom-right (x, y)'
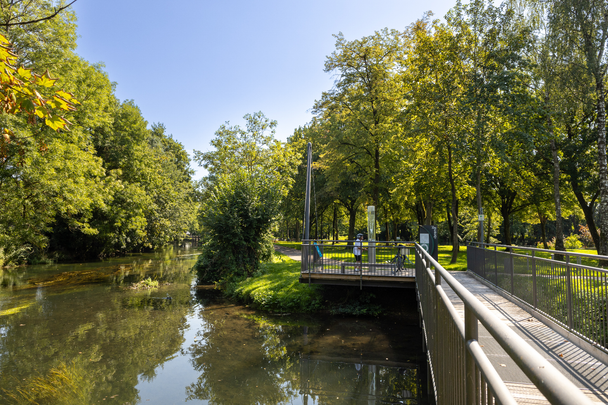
top-left (275, 241), bottom-right (470, 271)
top-left (438, 245), bottom-right (468, 271)
top-left (225, 252), bottom-right (323, 313)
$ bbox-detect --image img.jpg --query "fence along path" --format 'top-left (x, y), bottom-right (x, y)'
top-left (289, 241), bottom-right (608, 403)
top-left (443, 271), bottom-right (608, 403)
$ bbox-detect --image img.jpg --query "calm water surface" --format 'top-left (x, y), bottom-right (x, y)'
top-left (0, 246), bottom-right (427, 404)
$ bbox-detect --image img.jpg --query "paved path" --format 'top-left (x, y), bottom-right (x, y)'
top-left (445, 271), bottom-right (608, 404)
top-left (273, 244), bottom-right (302, 261)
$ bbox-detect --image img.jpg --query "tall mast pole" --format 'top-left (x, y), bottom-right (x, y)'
top-left (303, 142), bottom-right (312, 241)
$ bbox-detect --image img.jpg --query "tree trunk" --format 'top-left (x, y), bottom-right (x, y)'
top-left (424, 200), bottom-right (433, 225)
top-left (539, 214), bottom-right (548, 249)
top-left (448, 144), bottom-right (459, 264)
top-left (446, 205), bottom-right (453, 245)
top-left (551, 137), bottom-right (565, 259)
top-left (332, 206), bottom-right (338, 243)
top-left (595, 78), bottom-right (608, 264)
top-left (347, 208), bottom-right (357, 246)
top-left (485, 211), bottom-right (492, 244)
top-left (502, 211), bottom-right (512, 246)
top-left (476, 167), bottom-right (483, 242)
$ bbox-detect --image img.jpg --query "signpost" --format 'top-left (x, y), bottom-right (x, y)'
top-left (367, 206), bottom-right (376, 265)
top-left (419, 225), bottom-right (438, 261)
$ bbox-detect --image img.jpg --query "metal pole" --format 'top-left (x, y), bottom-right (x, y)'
top-left (303, 142), bottom-right (312, 241)
top-left (479, 207), bottom-right (484, 244)
top-left (532, 251), bottom-right (537, 308)
top-left (465, 307), bottom-right (479, 405)
top-left (566, 255), bottom-right (573, 329)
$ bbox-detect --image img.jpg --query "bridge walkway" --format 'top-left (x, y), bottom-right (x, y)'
top-left (277, 244), bottom-right (608, 403)
top-left (445, 271), bottom-right (608, 404)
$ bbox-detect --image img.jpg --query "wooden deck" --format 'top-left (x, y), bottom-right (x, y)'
top-left (299, 270), bottom-right (416, 288)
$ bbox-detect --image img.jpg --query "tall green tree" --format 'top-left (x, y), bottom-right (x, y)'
top-left (193, 112), bottom-right (297, 282)
top-left (313, 29), bottom-right (405, 215)
top-left (549, 0), bottom-right (608, 256)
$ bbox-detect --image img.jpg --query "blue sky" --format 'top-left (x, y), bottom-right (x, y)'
top-left (70, 0), bottom-right (457, 178)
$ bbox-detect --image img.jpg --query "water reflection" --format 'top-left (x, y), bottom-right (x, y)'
top-left (0, 245), bottom-right (426, 404)
top-left (185, 295), bottom-right (425, 404)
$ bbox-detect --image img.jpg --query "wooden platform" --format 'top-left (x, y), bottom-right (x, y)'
top-left (300, 271), bottom-right (416, 288)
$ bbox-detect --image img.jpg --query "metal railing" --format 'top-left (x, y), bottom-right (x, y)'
top-left (468, 243), bottom-right (608, 353)
top-left (416, 243), bottom-right (594, 405)
top-left (301, 239), bottom-right (416, 276)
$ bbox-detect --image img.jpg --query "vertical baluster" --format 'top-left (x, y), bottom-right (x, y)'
top-left (532, 251), bottom-right (537, 309)
top-left (465, 306), bottom-right (478, 405)
top-left (566, 255), bottom-right (573, 329)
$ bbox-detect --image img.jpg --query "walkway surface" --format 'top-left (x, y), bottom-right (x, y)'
top-left (273, 244), bottom-right (302, 261)
top-left (276, 245), bottom-right (608, 403)
top-left (446, 271), bottom-right (608, 404)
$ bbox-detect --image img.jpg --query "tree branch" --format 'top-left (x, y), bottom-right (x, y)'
top-left (3, 0), bottom-right (77, 27)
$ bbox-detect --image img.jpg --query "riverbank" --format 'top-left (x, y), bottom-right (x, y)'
top-left (224, 252), bottom-right (323, 313)
top-left (223, 247), bottom-right (420, 318)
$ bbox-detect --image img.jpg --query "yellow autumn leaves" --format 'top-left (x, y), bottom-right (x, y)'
top-left (0, 32), bottom-right (79, 132)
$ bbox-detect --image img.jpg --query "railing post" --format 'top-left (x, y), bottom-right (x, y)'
top-left (465, 306), bottom-right (479, 405)
top-left (566, 255), bottom-right (573, 329)
top-left (494, 246), bottom-right (498, 285)
top-left (430, 256), bottom-right (441, 402)
top-left (532, 251), bottom-right (537, 308)
top-left (510, 248), bottom-right (514, 294)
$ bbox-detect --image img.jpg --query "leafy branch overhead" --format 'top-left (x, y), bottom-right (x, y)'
top-left (0, 33), bottom-right (78, 132)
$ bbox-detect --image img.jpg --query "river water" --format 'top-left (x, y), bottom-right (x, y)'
top-left (0, 245), bottom-right (428, 404)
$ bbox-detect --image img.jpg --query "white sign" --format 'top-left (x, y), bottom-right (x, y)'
top-left (420, 234), bottom-right (429, 244)
top-left (367, 206), bottom-right (376, 241)
top-left (478, 215), bottom-right (485, 221)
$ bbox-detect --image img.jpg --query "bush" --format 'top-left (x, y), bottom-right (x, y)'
top-left (564, 234), bottom-right (583, 250)
top-left (537, 237), bottom-right (555, 250)
top-left (194, 175), bottom-right (279, 283)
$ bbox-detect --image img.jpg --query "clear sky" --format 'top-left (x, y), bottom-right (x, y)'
top-left (70, 0), bottom-right (457, 178)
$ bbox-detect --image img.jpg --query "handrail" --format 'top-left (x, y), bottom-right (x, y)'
top-left (470, 241), bottom-right (608, 264)
top-left (416, 244), bottom-right (594, 405)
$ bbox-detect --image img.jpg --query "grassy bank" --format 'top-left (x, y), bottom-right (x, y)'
top-left (224, 253), bottom-right (323, 313)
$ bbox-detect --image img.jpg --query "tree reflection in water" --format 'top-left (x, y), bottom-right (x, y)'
top-left (186, 303), bottom-right (424, 404)
top-left (0, 246), bottom-right (425, 404)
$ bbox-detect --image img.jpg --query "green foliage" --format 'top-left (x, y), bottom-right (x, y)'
top-left (224, 253), bottom-right (322, 313)
top-left (0, 1), bottom-right (196, 261)
top-left (564, 234), bottom-right (583, 250)
top-left (130, 277), bottom-right (159, 290)
top-left (193, 112), bottom-right (297, 282)
top-left (194, 175), bottom-right (278, 282)
top-left (329, 291), bottom-right (383, 317)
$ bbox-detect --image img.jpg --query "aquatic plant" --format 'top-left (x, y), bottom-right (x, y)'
top-left (130, 277), bottom-right (159, 290)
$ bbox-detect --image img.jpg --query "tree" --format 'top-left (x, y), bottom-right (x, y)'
top-left (193, 112), bottom-right (297, 282)
top-left (548, 0), bottom-right (608, 257)
top-left (313, 29), bottom-right (405, 214)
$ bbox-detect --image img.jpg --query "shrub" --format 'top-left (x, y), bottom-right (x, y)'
top-left (578, 224), bottom-right (595, 248)
top-left (564, 234), bottom-right (583, 250)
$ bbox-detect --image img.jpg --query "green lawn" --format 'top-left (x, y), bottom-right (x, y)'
top-left (225, 252), bottom-right (322, 313)
top-left (438, 245), bottom-right (468, 271)
top-left (275, 241), bottom-right (470, 271)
